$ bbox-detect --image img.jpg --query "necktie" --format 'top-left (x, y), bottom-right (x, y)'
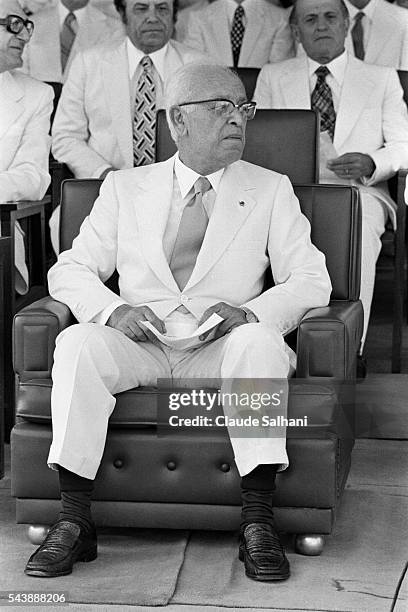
top-left (169, 177), bottom-right (212, 290)
top-left (351, 11), bottom-right (365, 60)
top-left (133, 56), bottom-right (156, 166)
top-left (311, 66), bottom-right (336, 141)
top-left (231, 4), bottom-right (245, 68)
top-left (60, 12), bottom-right (78, 73)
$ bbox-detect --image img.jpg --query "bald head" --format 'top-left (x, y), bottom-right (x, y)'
top-left (0, 0), bottom-right (32, 72)
top-left (290, 0), bottom-right (349, 64)
top-left (165, 64), bottom-right (248, 175)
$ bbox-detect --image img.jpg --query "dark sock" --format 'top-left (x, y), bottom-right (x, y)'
top-left (58, 466), bottom-right (94, 533)
top-left (240, 464), bottom-right (278, 531)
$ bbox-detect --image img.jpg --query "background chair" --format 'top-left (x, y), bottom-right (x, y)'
top-left (156, 109), bottom-right (319, 184)
top-left (11, 180), bottom-right (363, 554)
top-left (233, 67), bottom-right (260, 99)
top-left (0, 236), bottom-right (11, 478)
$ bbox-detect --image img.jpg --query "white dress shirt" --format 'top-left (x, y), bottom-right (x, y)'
top-left (344, 0), bottom-right (378, 49)
top-left (126, 38), bottom-right (168, 111)
top-left (307, 49), bottom-right (348, 113)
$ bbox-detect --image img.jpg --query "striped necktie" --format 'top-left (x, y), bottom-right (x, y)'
top-left (169, 177), bottom-right (212, 290)
top-left (60, 12), bottom-right (78, 73)
top-left (351, 11), bottom-right (365, 60)
top-left (133, 56), bottom-right (156, 166)
top-left (231, 5), bottom-right (245, 68)
top-left (311, 66), bottom-right (336, 141)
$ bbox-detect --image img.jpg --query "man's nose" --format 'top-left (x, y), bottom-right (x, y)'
top-left (146, 5), bottom-right (160, 20)
top-left (228, 107), bottom-right (245, 126)
top-left (316, 16), bottom-right (329, 30)
top-left (16, 28), bottom-right (30, 43)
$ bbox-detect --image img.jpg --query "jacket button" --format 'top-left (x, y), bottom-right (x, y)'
top-left (220, 463), bottom-right (230, 472)
top-left (167, 461), bottom-right (177, 470)
top-left (113, 459), bottom-right (124, 469)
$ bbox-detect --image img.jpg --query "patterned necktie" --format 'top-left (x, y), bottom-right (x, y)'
top-left (231, 4), bottom-right (245, 68)
top-left (311, 66), bottom-right (336, 141)
top-left (133, 56), bottom-right (156, 166)
top-left (169, 177), bottom-right (212, 290)
top-left (351, 11), bottom-right (365, 60)
top-left (60, 12), bottom-right (78, 73)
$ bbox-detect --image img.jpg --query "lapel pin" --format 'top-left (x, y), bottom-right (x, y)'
top-left (239, 201), bottom-right (245, 207)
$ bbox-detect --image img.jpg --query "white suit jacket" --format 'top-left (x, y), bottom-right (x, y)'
top-left (0, 70), bottom-right (53, 293)
top-left (184, 0), bottom-right (295, 67)
top-left (344, 0), bottom-right (408, 70)
top-left (51, 40), bottom-right (209, 178)
top-left (48, 156), bottom-right (331, 335)
top-left (21, 0), bottom-right (126, 82)
top-left (254, 54), bottom-right (408, 222)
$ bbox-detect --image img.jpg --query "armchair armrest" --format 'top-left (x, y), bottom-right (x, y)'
top-left (296, 300), bottom-right (363, 380)
top-left (13, 297), bottom-right (74, 381)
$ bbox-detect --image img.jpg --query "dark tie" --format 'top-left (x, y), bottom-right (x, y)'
top-left (169, 177), bottom-right (212, 290)
top-left (231, 4), bottom-right (245, 68)
top-left (60, 12), bottom-right (78, 73)
top-left (133, 56), bottom-right (156, 166)
top-left (311, 66), bottom-right (336, 141)
top-left (351, 11), bottom-right (365, 60)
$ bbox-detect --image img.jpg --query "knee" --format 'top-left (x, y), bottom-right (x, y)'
top-left (226, 323), bottom-right (284, 352)
top-left (54, 323), bottom-right (110, 362)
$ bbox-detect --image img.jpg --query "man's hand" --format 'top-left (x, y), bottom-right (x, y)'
top-left (106, 304), bottom-right (166, 344)
top-left (327, 153), bottom-right (376, 180)
top-left (198, 302), bottom-right (248, 341)
top-left (99, 167), bottom-right (116, 181)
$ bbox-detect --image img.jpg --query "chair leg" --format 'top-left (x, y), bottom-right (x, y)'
top-left (294, 534), bottom-right (325, 556)
top-left (27, 525), bottom-right (49, 545)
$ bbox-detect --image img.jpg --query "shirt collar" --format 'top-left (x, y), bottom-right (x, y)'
top-left (126, 37), bottom-right (168, 81)
top-left (308, 49), bottom-right (348, 87)
top-left (174, 153), bottom-right (225, 199)
top-left (345, 0), bottom-right (376, 21)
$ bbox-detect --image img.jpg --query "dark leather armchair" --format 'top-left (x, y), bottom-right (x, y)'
top-left (11, 181), bottom-right (363, 555)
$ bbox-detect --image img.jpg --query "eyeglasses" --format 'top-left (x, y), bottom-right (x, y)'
top-left (177, 98), bottom-right (257, 120)
top-left (0, 14), bottom-right (34, 37)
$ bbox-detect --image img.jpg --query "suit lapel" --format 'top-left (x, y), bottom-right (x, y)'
top-left (210, 2), bottom-right (233, 65)
top-left (102, 42), bottom-right (133, 166)
top-left (133, 156), bottom-right (180, 291)
top-left (239, 2), bottom-right (264, 65)
top-left (334, 56), bottom-right (376, 150)
top-left (0, 71), bottom-right (24, 141)
top-left (185, 162), bottom-right (257, 290)
top-left (280, 57), bottom-right (311, 109)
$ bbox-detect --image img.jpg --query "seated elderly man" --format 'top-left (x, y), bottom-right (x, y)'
top-left (25, 63), bottom-right (331, 582)
top-left (49, 0), bottom-right (209, 253)
top-left (0, 0), bottom-right (53, 294)
top-left (254, 0), bottom-right (408, 366)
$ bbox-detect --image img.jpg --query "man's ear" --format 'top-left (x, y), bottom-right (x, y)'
top-left (170, 106), bottom-right (188, 137)
top-left (291, 24), bottom-right (301, 44)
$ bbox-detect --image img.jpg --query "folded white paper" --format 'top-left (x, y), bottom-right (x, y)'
top-left (139, 313), bottom-right (224, 350)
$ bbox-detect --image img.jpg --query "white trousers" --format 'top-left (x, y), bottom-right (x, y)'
top-left (359, 192), bottom-right (388, 349)
top-left (47, 321), bottom-right (293, 479)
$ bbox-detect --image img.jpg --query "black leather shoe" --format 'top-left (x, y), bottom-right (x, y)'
top-left (25, 520), bottom-right (97, 577)
top-left (239, 522), bottom-right (290, 581)
top-left (357, 355), bottom-right (367, 381)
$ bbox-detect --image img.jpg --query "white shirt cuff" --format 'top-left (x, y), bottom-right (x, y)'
top-left (92, 300), bottom-right (128, 325)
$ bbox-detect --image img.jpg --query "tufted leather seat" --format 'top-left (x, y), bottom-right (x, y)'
top-left (11, 181), bottom-right (363, 542)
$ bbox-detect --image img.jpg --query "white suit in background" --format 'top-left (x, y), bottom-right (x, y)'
top-left (20, 0), bottom-right (126, 82)
top-left (0, 70), bottom-right (53, 294)
top-left (254, 52), bottom-right (408, 345)
top-left (47, 154), bottom-right (331, 479)
top-left (184, 0), bottom-right (295, 67)
top-left (344, 0), bottom-right (408, 70)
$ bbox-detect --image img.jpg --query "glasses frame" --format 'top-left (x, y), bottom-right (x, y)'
top-left (0, 14), bottom-right (34, 37)
top-left (177, 98), bottom-right (257, 120)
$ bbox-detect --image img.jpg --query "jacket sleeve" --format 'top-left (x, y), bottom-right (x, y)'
top-left (243, 175), bottom-right (332, 335)
top-left (0, 83), bottom-right (53, 202)
top-left (51, 52), bottom-right (112, 178)
top-left (268, 13), bottom-right (295, 63)
top-left (183, 13), bottom-right (207, 55)
top-left (365, 68), bottom-right (408, 186)
top-left (253, 65), bottom-right (275, 109)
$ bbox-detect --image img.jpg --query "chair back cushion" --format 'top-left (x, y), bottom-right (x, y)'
top-left (60, 181), bottom-right (360, 301)
top-left (155, 109), bottom-right (319, 183)
top-left (233, 67), bottom-right (260, 99)
top-left (294, 184), bottom-right (361, 301)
